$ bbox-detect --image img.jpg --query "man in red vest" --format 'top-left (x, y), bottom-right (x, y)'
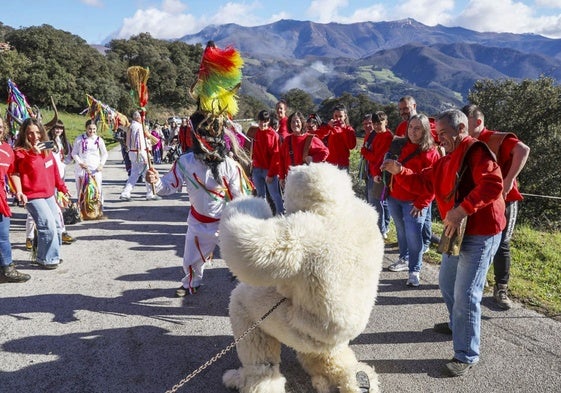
top-left (462, 104), bottom-right (530, 309)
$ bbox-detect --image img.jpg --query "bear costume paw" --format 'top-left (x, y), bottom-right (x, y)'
top-left (223, 364), bottom-right (287, 393)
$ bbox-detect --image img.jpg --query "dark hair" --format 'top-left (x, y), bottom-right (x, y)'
top-left (257, 110), bottom-right (270, 122)
top-left (85, 119), bottom-right (96, 128)
top-left (306, 113), bottom-right (322, 125)
top-left (48, 119), bottom-right (70, 155)
top-left (373, 111), bottom-right (388, 123)
top-left (15, 118), bottom-right (48, 150)
top-left (461, 104), bottom-right (484, 120)
top-left (287, 111), bottom-right (306, 133)
top-left (333, 104), bottom-right (346, 113)
top-left (269, 114), bottom-right (279, 130)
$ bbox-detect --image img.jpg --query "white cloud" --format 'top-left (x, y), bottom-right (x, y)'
top-left (117, 7), bottom-right (198, 39)
top-left (536, 0), bottom-right (561, 7)
top-left (395, 0), bottom-right (455, 26)
top-left (115, 0), bottom-right (267, 39)
top-left (81, 0), bottom-right (103, 7)
top-left (161, 0), bottom-right (187, 14)
top-left (307, 0), bottom-right (348, 23)
top-left (452, 0), bottom-right (561, 37)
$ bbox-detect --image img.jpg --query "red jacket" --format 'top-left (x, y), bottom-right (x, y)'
top-left (395, 120), bottom-right (407, 137)
top-left (390, 141), bottom-right (440, 209)
top-left (399, 136), bottom-right (506, 236)
top-left (324, 123), bottom-right (356, 167)
top-left (0, 142), bottom-right (14, 217)
top-left (278, 117), bottom-right (290, 142)
top-left (279, 133), bottom-right (329, 180)
top-left (13, 149), bottom-right (68, 200)
top-left (360, 130), bottom-right (393, 178)
top-left (478, 128), bottom-right (523, 202)
top-left (252, 127), bottom-right (281, 177)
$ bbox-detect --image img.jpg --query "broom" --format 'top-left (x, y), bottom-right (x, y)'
top-left (127, 66), bottom-right (156, 193)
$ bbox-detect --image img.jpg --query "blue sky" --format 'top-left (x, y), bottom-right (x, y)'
top-left (2, 0), bottom-right (561, 44)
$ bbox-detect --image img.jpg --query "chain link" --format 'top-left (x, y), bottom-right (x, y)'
top-left (164, 297), bottom-right (287, 393)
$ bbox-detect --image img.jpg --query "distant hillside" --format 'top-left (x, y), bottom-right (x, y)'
top-left (180, 19), bottom-right (561, 113)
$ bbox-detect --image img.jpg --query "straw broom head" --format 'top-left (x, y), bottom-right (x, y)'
top-left (127, 66), bottom-right (150, 109)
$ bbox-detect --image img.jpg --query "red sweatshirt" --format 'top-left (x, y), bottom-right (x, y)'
top-left (360, 130), bottom-right (393, 178)
top-left (324, 123), bottom-right (356, 167)
top-left (278, 117), bottom-right (290, 142)
top-left (252, 127), bottom-right (281, 177)
top-left (0, 142), bottom-right (14, 217)
top-left (399, 136), bottom-right (506, 236)
top-left (279, 133), bottom-right (329, 180)
top-left (13, 149), bottom-right (68, 200)
top-left (390, 141), bottom-right (440, 209)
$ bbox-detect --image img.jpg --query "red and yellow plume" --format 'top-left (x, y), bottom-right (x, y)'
top-left (190, 41), bottom-right (243, 117)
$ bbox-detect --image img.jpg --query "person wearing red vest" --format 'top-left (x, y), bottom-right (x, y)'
top-left (462, 104), bottom-right (530, 309)
top-left (382, 109), bottom-right (505, 377)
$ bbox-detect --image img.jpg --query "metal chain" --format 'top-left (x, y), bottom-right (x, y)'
top-left (164, 297), bottom-right (287, 393)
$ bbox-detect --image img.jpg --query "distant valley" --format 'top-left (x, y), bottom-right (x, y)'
top-left (180, 18), bottom-right (561, 114)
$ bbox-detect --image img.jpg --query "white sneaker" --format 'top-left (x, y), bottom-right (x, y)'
top-left (388, 257), bottom-right (408, 272)
top-left (119, 194), bottom-right (131, 201)
top-left (145, 195), bottom-right (162, 201)
top-left (406, 272), bottom-right (420, 287)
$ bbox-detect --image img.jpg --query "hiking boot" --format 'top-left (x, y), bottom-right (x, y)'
top-left (62, 232), bottom-right (75, 244)
top-left (444, 358), bottom-right (474, 377)
top-left (494, 284), bottom-right (513, 310)
top-left (175, 286), bottom-right (199, 297)
top-left (388, 257), bottom-right (408, 272)
top-left (25, 238), bottom-right (33, 250)
top-left (0, 264), bottom-right (31, 283)
top-left (355, 370), bottom-right (370, 393)
top-left (406, 272), bottom-right (420, 287)
top-left (433, 322), bottom-right (453, 335)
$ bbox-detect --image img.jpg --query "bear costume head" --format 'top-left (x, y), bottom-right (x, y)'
top-left (219, 163), bottom-right (384, 393)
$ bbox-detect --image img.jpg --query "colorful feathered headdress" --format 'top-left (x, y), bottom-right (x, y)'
top-left (190, 41), bottom-right (243, 119)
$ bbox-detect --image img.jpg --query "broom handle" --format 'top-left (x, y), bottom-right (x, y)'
top-left (140, 111), bottom-right (156, 194)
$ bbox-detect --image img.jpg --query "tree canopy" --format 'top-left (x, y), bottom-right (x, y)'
top-left (468, 76), bottom-right (561, 230)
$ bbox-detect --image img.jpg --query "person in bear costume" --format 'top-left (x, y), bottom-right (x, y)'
top-left (219, 162), bottom-right (384, 393)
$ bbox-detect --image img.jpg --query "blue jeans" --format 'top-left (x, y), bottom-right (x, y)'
top-left (439, 233), bottom-right (501, 364)
top-left (366, 177), bottom-right (390, 235)
top-left (26, 196), bottom-right (63, 265)
top-left (0, 214), bottom-right (12, 267)
top-left (252, 167), bottom-right (284, 215)
top-left (388, 196), bottom-right (427, 272)
top-left (422, 203), bottom-right (433, 250)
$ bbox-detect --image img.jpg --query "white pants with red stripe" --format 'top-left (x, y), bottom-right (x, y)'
top-left (181, 220), bottom-right (220, 291)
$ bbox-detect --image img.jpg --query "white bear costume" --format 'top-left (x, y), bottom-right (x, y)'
top-left (219, 162), bottom-right (384, 393)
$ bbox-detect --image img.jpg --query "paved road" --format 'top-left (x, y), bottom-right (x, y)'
top-left (1, 147), bottom-right (560, 393)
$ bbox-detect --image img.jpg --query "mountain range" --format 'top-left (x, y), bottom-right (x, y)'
top-left (180, 18), bottom-right (561, 113)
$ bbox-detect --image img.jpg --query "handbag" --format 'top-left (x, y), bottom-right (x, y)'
top-left (63, 202), bottom-right (82, 225)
